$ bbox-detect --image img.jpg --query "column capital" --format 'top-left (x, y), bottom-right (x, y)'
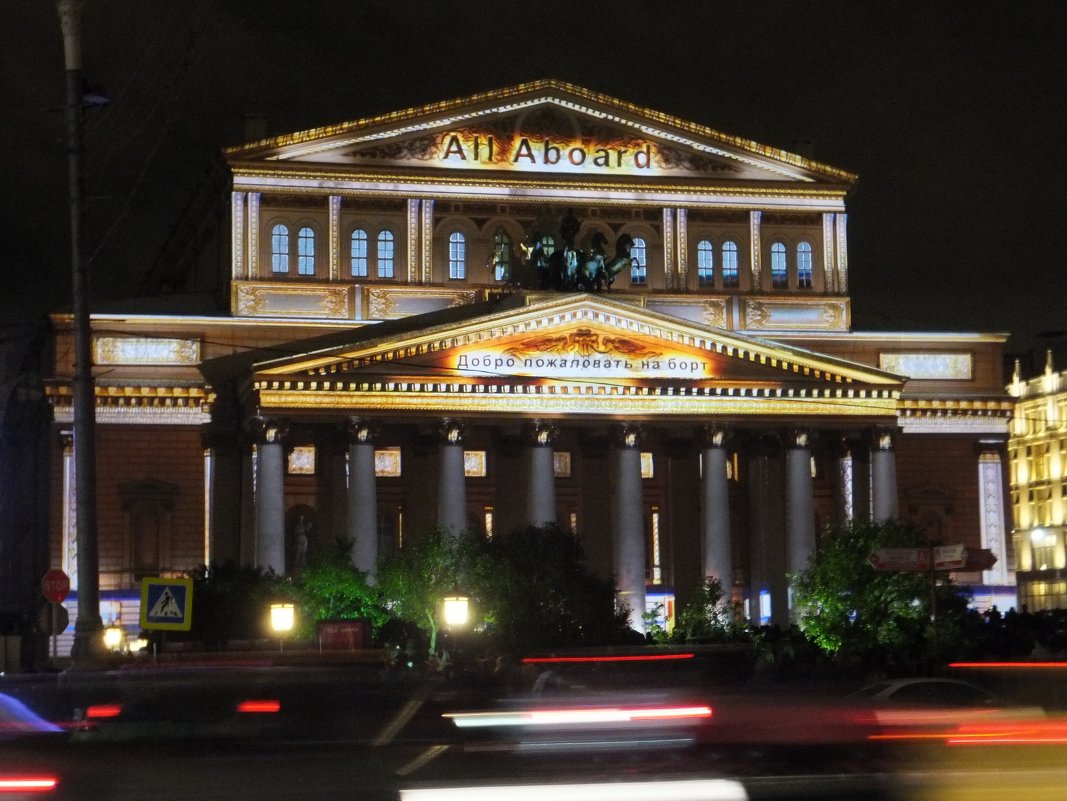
top-left (785, 427), bottom-right (814, 450)
top-left (699, 424), bottom-right (731, 449)
top-left (249, 416), bottom-right (288, 444)
top-left (871, 426), bottom-right (897, 452)
top-left (615, 422), bottom-right (644, 450)
top-left (439, 418), bottom-right (465, 445)
top-left (527, 420), bottom-right (558, 447)
top-left (345, 416), bottom-right (378, 445)
top-left (59, 429), bottom-right (74, 451)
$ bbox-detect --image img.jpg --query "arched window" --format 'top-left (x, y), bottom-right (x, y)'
top-left (630, 236), bottom-right (647, 286)
top-left (771, 241), bottom-right (787, 289)
top-left (350, 229), bottom-right (368, 277)
top-left (271, 224), bottom-right (289, 274)
top-left (448, 231), bottom-right (466, 280)
top-left (696, 240), bottom-right (714, 286)
top-left (297, 227), bottom-right (315, 276)
top-left (377, 230), bottom-right (395, 278)
top-left (493, 229), bottom-right (512, 282)
top-left (722, 240), bottom-right (739, 288)
top-left (797, 241), bottom-right (813, 289)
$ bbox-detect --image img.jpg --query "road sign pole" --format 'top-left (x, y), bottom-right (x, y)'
top-left (51, 604), bottom-right (57, 663)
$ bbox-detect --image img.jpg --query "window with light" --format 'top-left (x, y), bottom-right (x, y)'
top-left (377, 230), bottom-right (395, 278)
top-left (630, 236), bottom-right (647, 285)
top-left (350, 229), bottom-right (368, 277)
top-left (696, 240), bottom-right (714, 286)
top-left (721, 240), bottom-right (739, 287)
top-left (771, 242), bottom-right (787, 289)
top-left (448, 231), bottom-right (467, 280)
top-left (297, 227), bottom-right (315, 276)
top-left (797, 241), bottom-right (813, 289)
top-left (271, 224), bottom-right (289, 274)
top-left (493, 229), bottom-right (511, 282)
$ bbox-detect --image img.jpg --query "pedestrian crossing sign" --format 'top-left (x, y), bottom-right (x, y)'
top-left (140, 577), bottom-right (194, 631)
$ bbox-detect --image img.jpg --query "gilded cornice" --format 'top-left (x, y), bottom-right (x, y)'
top-left (230, 165), bottom-right (849, 204)
top-left (897, 397), bottom-right (1014, 417)
top-left (254, 385), bottom-right (897, 418)
top-left (46, 384), bottom-right (214, 423)
top-left (224, 79), bottom-right (856, 183)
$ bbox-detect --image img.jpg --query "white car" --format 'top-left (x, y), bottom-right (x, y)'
top-left (851, 678), bottom-right (1044, 728)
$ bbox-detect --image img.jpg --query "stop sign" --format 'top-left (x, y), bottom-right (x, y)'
top-left (41, 569), bottom-right (70, 604)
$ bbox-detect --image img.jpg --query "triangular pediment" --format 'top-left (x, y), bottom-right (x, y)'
top-left (226, 80), bottom-right (854, 185)
top-left (254, 294), bottom-right (898, 393)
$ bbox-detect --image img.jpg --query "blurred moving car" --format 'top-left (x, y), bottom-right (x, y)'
top-left (851, 677), bottom-right (1045, 729)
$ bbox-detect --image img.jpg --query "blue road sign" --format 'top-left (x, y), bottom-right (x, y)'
top-left (140, 577), bottom-right (193, 631)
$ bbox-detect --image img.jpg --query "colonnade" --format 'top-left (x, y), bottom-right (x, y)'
top-left (246, 416), bottom-right (903, 630)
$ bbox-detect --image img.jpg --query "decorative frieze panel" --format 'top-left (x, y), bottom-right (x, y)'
top-left (233, 281), bottom-right (353, 319)
top-left (646, 298), bottom-right (729, 330)
top-left (879, 352), bottom-right (973, 380)
top-left (366, 287), bottom-right (478, 320)
top-left (95, 337), bottom-right (200, 366)
top-left (742, 298), bottom-right (849, 331)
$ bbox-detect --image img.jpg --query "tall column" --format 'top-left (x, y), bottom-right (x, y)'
top-left (749, 210), bottom-right (762, 291)
top-left (662, 208), bottom-right (675, 291)
top-left (871, 428), bottom-right (899, 522)
top-left (406, 199), bottom-right (421, 283)
top-left (614, 424), bottom-right (646, 632)
top-left (60, 431), bottom-right (78, 587)
top-left (347, 418), bottom-right (379, 578)
top-left (438, 419), bottom-right (467, 536)
top-left (676, 207), bottom-right (689, 291)
top-left (835, 212), bottom-right (849, 294)
top-left (328, 195), bottom-right (342, 281)
top-left (978, 444), bottom-right (1011, 587)
top-left (785, 429), bottom-right (816, 616)
top-left (822, 212), bottom-right (836, 293)
top-left (231, 191), bottom-right (247, 280)
top-left (251, 417), bottom-right (288, 573)
top-left (526, 421), bottom-right (557, 527)
top-left (247, 191), bottom-right (261, 279)
top-left (420, 198), bottom-right (435, 284)
top-left (700, 425), bottom-right (732, 587)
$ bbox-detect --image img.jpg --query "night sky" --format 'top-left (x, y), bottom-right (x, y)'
top-left (3, 1), bottom-right (1066, 367)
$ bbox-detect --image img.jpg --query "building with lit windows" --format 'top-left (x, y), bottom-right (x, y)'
top-left (44, 81), bottom-right (1017, 644)
top-left (1008, 354), bottom-right (1067, 611)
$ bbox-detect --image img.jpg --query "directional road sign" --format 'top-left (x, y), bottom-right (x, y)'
top-left (140, 577), bottom-right (194, 631)
top-left (933, 544), bottom-right (967, 571)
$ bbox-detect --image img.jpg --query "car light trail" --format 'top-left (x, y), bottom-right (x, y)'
top-left (400, 778), bottom-right (747, 801)
top-left (445, 705), bottom-right (712, 728)
top-left (236, 700), bottom-right (281, 713)
top-left (84, 705), bottom-right (122, 719)
top-left (0, 777), bottom-right (58, 793)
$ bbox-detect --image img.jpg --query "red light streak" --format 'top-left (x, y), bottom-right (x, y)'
top-left (0, 777), bottom-right (58, 793)
top-left (521, 653), bottom-right (695, 664)
top-left (949, 662), bottom-right (1067, 669)
top-left (84, 705), bottom-right (122, 719)
top-left (237, 699), bottom-right (281, 713)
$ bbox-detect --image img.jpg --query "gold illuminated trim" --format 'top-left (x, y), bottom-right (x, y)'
top-left (256, 386), bottom-right (897, 417)
top-left (898, 398), bottom-right (1014, 417)
top-left (46, 383), bottom-right (213, 407)
top-left (231, 166), bottom-right (849, 202)
top-left (95, 336), bottom-right (200, 366)
top-left (233, 281), bottom-right (353, 318)
top-left (225, 79), bottom-right (856, 182)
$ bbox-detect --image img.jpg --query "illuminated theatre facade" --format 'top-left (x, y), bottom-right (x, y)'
top-left (46, 81), bottom-right (1016, 634)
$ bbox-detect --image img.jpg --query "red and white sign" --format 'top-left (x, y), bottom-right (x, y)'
top-left (868, 548), bottom-right (931, 572)
top-left (40, 569), bottom-right (70, 604)
top-left (933, 544), bottom-right (967, 571)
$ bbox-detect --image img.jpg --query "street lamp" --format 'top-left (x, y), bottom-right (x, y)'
top-left (441, 589), bottom-right (470, 628)
top-left (270, 603), bottom-right (295, 651)
top-left (102, 623), bottom-right (124, 652)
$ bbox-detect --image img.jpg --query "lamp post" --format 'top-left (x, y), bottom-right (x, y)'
top-left (270, 603), bottom-right (295, 652)
top-left (57, 0), bottom-right (103, 661)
